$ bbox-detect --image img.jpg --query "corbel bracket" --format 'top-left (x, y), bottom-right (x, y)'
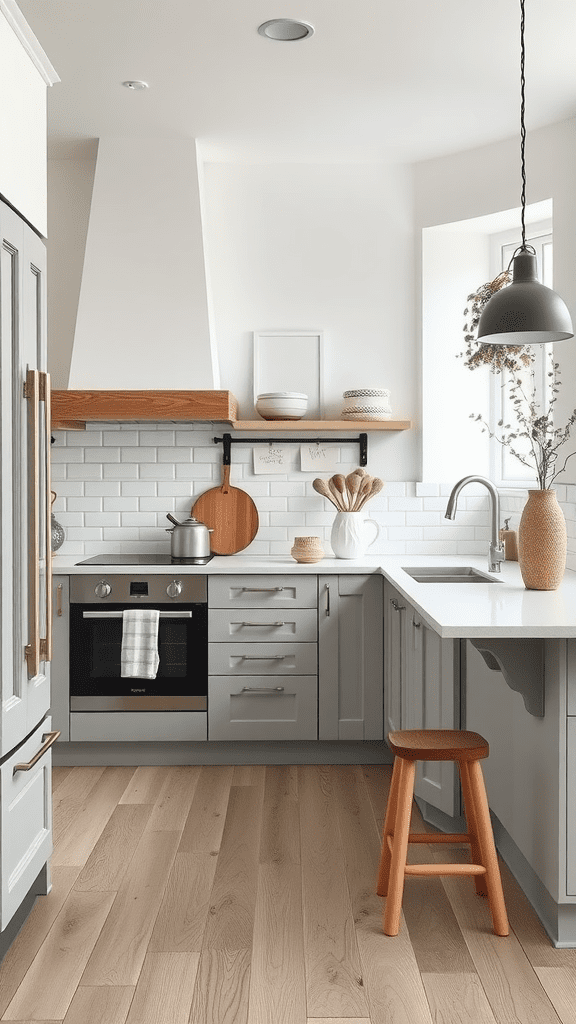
top-left (469, 638), bottom-right (545, 718)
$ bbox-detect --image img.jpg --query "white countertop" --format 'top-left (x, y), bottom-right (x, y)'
top-left (52, 552), bottom-right (576, 639)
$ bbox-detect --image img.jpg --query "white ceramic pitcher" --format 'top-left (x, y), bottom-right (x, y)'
top-left (331, 511), bottom-right (380, 559)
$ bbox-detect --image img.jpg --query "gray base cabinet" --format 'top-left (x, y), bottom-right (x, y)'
top-left (383, 581), bottom-right (460, 817)
top-left (318, 575), bottom-right (383, 741)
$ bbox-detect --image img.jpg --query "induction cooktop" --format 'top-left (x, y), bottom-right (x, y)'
top-left (76, 553), bottom-right (214, 566)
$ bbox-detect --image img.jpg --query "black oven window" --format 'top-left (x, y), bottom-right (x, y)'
top-left (89, 618), bottom-right (188, 678)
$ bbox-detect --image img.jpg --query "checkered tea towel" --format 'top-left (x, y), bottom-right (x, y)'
top-left (120, 609), bottom-right (160, 679)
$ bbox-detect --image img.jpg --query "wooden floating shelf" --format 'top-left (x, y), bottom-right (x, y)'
top-left (50, 391), bottom-right (411, 433)
top-left (230, 420), bottom-right (411, 431)
top-left (51, 389), bottom-right (239, 430)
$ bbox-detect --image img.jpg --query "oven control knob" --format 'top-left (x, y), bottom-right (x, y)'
top-left (94, 580), bottom-right (111, 599)
top-left (167, 580), bottom-right (183, 598)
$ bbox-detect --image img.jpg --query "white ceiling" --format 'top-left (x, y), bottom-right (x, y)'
top-left (17, 0), bottom-right (576, 163)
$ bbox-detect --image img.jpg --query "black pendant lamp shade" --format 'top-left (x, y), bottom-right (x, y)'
top-left (476, 0), bottom-right (573, 346)
top-left (477, 248), bottom-right (573, 345)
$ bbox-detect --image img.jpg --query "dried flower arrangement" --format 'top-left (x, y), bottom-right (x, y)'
top-left (460, 271), bottom-right (534, 373)
top-left (470, 358), bottom-right (576, 490)
top-left (460, 276), bottom-right (576, 489)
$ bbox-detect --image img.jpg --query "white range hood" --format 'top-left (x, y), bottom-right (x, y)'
top-left (68, 137), bottom-right (220, 390)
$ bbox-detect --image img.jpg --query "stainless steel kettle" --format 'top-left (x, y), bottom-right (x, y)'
top-left (166, 513), bottom-right (213, 559)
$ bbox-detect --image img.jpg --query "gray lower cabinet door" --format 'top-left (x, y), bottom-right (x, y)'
top-left (51, 576), bottom-right (70, 741)
top-left (318, 575), bottom-right (383, 741)
top-left (384, 581), bottom-right (405, 738)
top-left (405, 608), bottom-right (460, 817)
top-left (208, 676), bottom-right (317, 740)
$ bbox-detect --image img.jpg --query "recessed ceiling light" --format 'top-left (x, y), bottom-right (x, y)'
top-left (122, 80), bottom-right (149, 90)
top-left (257, 19), bottom-right (314, 41)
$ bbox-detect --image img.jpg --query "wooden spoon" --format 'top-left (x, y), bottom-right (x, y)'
top-left (329, 475), bottom-right (347, 511)
top-left (313, 477), bottom-right (341, 510)
top-left (331, 474), bottom-right (350, 510)
top-left (352, 475), bottom-right (373, 510)
top-left (357, 477), bottom-right (384, 510)
top-left (345, 472), bottom-right (362, 509)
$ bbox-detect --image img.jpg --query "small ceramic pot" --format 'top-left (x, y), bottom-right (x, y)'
top-left (331, 511), bottom-right (380, 559)
top-left (291, 536), bottom-right (324, 563)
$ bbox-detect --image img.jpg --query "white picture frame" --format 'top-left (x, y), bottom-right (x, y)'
top-left (253, 330), bottom-right (324, 419)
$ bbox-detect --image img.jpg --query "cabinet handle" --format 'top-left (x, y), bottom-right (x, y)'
top-left (325, 583), bottom-right (330, 617)
top-left (391, 598), bottom-right (406, 611)
top-left (13, 730), bottom-right (60, 774)
top-left (239, 654), bottom-right (285, 660)
top-left (413, 620), bottom-right (422, 628)
top-left (24, 370), bottom-right (53, 674)
top-left (56, 583), bottom-right (63, 617)
top-left (237, 621), bottom-right (285, 627)
top-left (240, 587), bottom-right (284, 592)
top-left (240, 686), bottom-right (285, 694)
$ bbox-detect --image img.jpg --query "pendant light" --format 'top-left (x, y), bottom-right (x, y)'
top-left (477, 0), bottom-right (573, 345)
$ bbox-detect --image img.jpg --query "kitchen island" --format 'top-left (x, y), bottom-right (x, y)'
top-left (53, 552), bottom-right (576, 945)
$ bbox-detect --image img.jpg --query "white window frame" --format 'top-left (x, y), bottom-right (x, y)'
top-left (488, 221), bottom-right (553, 488)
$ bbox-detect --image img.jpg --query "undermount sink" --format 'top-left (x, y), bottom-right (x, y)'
top-left (402, 566), bottom-right (501, 584)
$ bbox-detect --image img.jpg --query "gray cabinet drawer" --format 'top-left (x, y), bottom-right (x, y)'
top-left (208, 575), bottom-right (317, 609)
top-left (209, 642), bottom-right (317, 676)
top-left (209, 608), bottom-right (317, 644)
top-left (208, 676), bottom-right (317, 740)
top-left (70, 712), bottom-right (207, 743)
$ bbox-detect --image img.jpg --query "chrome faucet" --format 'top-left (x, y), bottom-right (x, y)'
top-left (445, 475), bottom-right (505, 573)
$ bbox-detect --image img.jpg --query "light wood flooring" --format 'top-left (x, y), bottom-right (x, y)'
top-left (0, 763), bottom-right (574, 1023)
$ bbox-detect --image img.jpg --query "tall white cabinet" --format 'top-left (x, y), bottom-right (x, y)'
top-left (0, 5), bottom-right (57, 949)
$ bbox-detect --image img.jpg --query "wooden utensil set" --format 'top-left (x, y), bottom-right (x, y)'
top-left (313, 468), bottom-right (383, 512)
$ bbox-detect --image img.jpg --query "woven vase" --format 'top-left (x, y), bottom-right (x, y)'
top-left (518, 489), bottom-right (567, 591)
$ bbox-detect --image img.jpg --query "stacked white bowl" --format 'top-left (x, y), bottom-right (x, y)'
top-left (341, 388), bottom-right (392, 420)
top-left (255, 392), bottom-right (308, 420)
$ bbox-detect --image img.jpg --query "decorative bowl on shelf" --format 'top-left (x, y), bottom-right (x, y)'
top-left (255, 392), bottom-right (308, 420)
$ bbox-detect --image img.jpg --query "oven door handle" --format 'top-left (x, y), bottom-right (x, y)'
top-left (82, 611), bottom-right (193, 619)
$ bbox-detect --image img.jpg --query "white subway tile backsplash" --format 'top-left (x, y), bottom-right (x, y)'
top-left (51, 420), bottom-right (502, 558)
top-left (85, 481), bottom-right (121, 496)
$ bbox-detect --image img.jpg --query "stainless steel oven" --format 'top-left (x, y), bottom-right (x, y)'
top-left (69, 574), bottom-right (207, 711)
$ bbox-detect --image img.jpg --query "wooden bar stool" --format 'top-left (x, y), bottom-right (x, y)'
top-left (376, 729), bottom-right (509, 937)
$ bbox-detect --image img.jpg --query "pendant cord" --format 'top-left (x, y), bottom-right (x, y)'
top-left (520, 0), bottom-right (527, 250)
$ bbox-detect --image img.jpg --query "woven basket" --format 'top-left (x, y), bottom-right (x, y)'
top-left (518, 489), bottom-right (567, 591)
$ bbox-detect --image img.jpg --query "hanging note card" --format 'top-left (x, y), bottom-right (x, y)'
top-left (253, 445), bottom-right (291, 474)
top-left (300, 444), bottom-right (338, 473)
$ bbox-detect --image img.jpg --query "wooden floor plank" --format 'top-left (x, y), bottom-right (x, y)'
top-left (3, 891), bottom-right (116, 1020)
top-left (80, 831), bottom-right (180, 987)
top-left (233, 766), bottom-right (266, 787)
top-left (202, 784), bottom-right (263, 950)
top-left (0, 867), bottom-right (80, 1016)
top-left (144, 766), bottom-right (200, 833)
top-left (118, 767), bottom-right (171, 805)
top-left (188, 948), bottom-right (251, 1024)
top-left (498, 858), bottom-right (576, 968)
top-left (259, 766), bottom-right (299, 866)
top-left (73, 804), bottom-right (152, 892)
top-left (178, 766), bottom-right (234, 854)
top-left (534, 966), bottom-right (576, 1024)
top-left (332, 766), bottom-right (434, 1024)
top-left (62, 985), bottom-right (135, 1024)
top-left (51, 767), bottom-right (106, 846)
top-left (421, 972), bottom-right (499, 1023)
top-left (248, 861), bottom-right (307, 1024)
top-left (148, 852), bottom-right (218, 952)
top-left (307, 1019), bottom-right (371, 1024)
top-left (124, 951), bottom-right (199, 1024)
top-left (51, 765), bottom-right (73, 793)
top-left (52, 767), bottom-right (136, 867)
top-left (298, 765), bottom-right (369, 1018)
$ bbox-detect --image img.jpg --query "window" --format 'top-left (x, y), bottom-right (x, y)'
top-left (488, 222), bottom-right (553, 487)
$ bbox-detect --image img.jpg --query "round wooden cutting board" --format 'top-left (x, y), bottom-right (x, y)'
top-left (192, 462), bottom-right (259, 555)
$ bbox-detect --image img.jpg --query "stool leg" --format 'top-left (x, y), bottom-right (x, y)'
top-left (459, 760), bottom-right (488, 897)
top-left (467, 759), bottom-right (509, 936)
top-left (383, 757), bottom-right (415, 937)
top-left (377, 756), bottom-right (401, 897)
